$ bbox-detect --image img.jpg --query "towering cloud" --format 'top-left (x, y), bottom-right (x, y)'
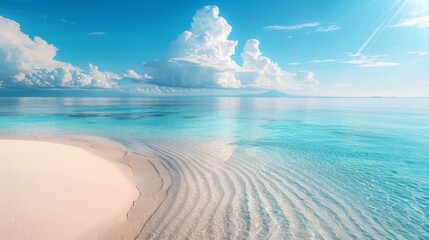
top-left (239, 39), bottom-right (298, 89)
top-left (1, 6), bottom-right (319, 92)
top-left (146, 6), bottom-right (241, 88)
top-left (0, 16), bottom-right (121, 88)
top-left (146, 6), bottom-right (319, 91)
top-left (238, 39), bottom-right (319, 90)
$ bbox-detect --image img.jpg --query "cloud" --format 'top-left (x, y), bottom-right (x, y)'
top-left (13, 64), bottom-right (121, 88)
top-left (287, 59), bottom-right (337, 66)
top-left (295, 71), bottom-right (319, 91)
top-left (406, 51), bottom-right (428, 56)
top-left (391, 16), bottom-right (429, 28)
top-left (146, 6), bottom-right (318, 91)
top-left (265, 22), bottom-right (340, 33)
top-left (129, 84), bottom-right (222, 95)
top-left (87, 32), bottom-right (106, 36)
top-left (316, 25), bottom-right (341, 32)
top-left (239, 39), bottom-right (302, 89)
top-left (146, 6), bottom-right (241, 88)
top-left (60, 19), bottom-right (75, 25)
top-left (357, 62), bottom-right (400, 68)
top-left (0, 15), bottom-right (121, 88)
top-left (1, 7), bottom-right (319, 92)
top-left (343, 53), bottom-right (400, 68)
top-left (309, 59), bottom-right (337, 63)
top-left (123, 69), bottom-right (152, 80)
top-left (264, 22), bottom-right (320, 31)
top-left (346, 59), bottom-right (399, 68)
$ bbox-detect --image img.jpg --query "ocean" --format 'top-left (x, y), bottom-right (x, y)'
top-left (0, 97), bottom-right (428, 239)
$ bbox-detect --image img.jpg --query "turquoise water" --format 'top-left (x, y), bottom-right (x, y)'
top-left (0, 97), bottom-right (428, 239)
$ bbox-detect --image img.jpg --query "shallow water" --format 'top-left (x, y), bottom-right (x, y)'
top-left (0, 97), bottom-right (428, 239)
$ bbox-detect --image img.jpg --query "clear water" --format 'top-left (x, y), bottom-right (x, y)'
top-left (0, 97), bottom-right (428, 239)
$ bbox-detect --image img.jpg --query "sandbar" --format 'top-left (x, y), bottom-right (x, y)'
top-left (0, 138), bottom-right (140, 240)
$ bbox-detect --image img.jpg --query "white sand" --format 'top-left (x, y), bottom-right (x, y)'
top-left (0, 139), bottom-right (139, 240)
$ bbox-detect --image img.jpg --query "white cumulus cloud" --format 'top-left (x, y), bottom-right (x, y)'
top-left (295, 71), bottom-right (319, 91)
top-left (238, 39), bottom-right (297, 89)
top-left (146, 6), bottom-right (241, 88)
top-left (146, 6), bottom-right (318, 91)
top-left (0, 15), bottom-right (121, 88)
top-left (123, 69), bottom-right (152, 80)
top-left (13, 64), bottom-right (121, 88)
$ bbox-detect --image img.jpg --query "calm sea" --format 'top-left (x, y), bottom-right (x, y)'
top-left (0, 97), bottom-right (428, 239)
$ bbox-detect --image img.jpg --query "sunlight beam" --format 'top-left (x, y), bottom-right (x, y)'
top-left (357, 0), bottom-right (412, 55)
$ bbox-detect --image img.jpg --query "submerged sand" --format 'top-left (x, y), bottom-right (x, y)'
top-left (0, 137), bottom-right (141, 240)
top-left (0, 134), bottom-right (392, 239)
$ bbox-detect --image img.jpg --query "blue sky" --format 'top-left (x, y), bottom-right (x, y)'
top-left (0, 0), bottom-right (428, 96)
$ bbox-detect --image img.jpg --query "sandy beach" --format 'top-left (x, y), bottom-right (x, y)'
top-left (0, 136), bottom-right (165, 240)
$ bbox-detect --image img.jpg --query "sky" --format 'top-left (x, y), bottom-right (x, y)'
top-left (0, 0), bottom-right (428, 97)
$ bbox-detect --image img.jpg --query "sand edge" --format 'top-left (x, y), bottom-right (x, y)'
top-left (0, 134), bottom-right (170, 240)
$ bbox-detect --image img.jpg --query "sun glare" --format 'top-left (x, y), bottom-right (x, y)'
top-left (411, 0), bottom-right (429, 14)
top-left (357, 0), bottom-right (428, 55)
